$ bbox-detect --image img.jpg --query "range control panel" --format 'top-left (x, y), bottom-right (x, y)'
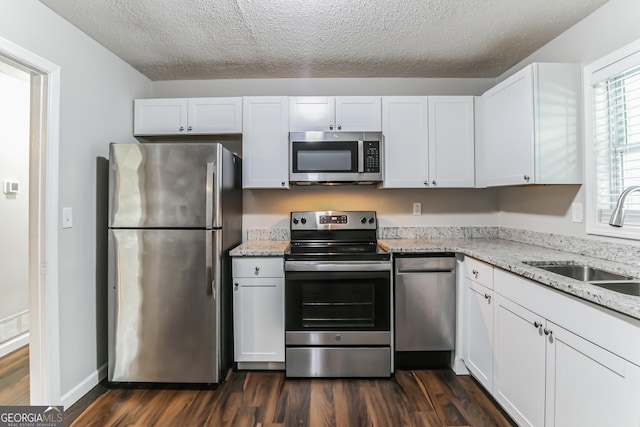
top-left (291, 211), bottom-right (377, 230)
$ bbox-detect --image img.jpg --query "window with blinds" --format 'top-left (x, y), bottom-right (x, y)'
top-left (593, 64), bottom-right (640, 228)
top-left (586, 39), bottom-right (640, 238)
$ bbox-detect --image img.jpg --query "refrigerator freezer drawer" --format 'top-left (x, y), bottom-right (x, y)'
top-left (108, 228), bottom-right (223, 383)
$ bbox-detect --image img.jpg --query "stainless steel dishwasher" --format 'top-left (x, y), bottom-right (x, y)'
top-left (394, 253), bottom-right (456, 367)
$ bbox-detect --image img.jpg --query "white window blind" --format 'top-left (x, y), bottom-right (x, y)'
top-left (593, 63), bottom-right (640, 228)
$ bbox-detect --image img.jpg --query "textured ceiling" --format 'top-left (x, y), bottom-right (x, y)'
top-left (38, 0), bottom-right (608, 81)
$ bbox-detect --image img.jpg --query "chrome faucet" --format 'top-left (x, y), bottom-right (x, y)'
top-left (609, 186), bottom-right (640, 227)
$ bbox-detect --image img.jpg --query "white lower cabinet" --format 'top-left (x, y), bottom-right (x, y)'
top-left (232, 257), bottom-right (284, 365)
top-left (493, 294), bottom-right (546, 427)
top-left (545, 321), bottom-right (640, 427)
top-left (465, 278), bottom-right (494, 391)
top-left (492, 269), bottom-right (640, 427)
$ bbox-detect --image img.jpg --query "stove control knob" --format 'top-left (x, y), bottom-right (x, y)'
top-left (300, 217), bottom-right (307, 224)
top-left (292, 218), bottom-right (299, 225)
top-left (369, 217), bottom-right (375, 224)
top-left (360, 217), bottom-right (367, 224)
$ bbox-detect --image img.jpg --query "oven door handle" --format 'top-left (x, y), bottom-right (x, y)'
top-left (285, 261), bottom-right (391, 272)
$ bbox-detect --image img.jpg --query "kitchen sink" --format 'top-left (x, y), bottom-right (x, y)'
top-left (522, 262), bottom-right (632, 282)
top-left (589, 281), bottom-right (640, 297)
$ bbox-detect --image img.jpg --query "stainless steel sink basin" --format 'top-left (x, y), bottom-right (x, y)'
top-left (523, 262), bottom-right (632, 282)
top-left (589, 281), bottom-right (640, 297)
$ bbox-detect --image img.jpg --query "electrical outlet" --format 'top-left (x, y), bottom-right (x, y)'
top-left (413, 202), bottom-right (422, 216)
top-left (571, 202), bottom-right (583, 223)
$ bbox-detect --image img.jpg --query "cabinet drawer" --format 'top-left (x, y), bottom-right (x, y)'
top-left (463, 257), bottom-right (493, 287)
top-left (233, 257), bottom-right (284, 278)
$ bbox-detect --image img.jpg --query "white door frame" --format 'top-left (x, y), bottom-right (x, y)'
top-left (0, 36), bottom-right (61, 405)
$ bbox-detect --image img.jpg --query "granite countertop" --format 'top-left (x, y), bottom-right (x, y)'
top-left (379, 238), bottom-right (640, 321)
top-left (230, 240), bottom-right (290, 257)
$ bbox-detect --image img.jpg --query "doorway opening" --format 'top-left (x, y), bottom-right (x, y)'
top-left (0, 36), bottom-right (61, 405)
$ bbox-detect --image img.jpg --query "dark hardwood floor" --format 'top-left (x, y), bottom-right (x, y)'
top-left (0, 345), bottom-right (29, 406)
top-left (66, 369), bottom-right (514, 427)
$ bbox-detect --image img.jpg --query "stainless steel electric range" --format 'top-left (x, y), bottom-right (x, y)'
top-left (284, 211), bottom-right (392, 378)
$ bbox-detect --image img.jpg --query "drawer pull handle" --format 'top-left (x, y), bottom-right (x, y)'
top-left (484, 294), bottom-right (491, 303)
top-left (543, 328), bottom-right (553, 336)
top-left (533, 321), bottom-right (542, 328)
top-left (472, 269), bottom-right (479, 278)
top-left (254, 266), bottom-right (260, 275)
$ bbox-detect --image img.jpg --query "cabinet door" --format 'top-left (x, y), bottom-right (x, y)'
top-left (289, 97), bottom-right (335, 131)
top-left (464, 278), bottom-right (494, 391)
top-left (428, 96), bottom-right (475, 188)
top-left (381, 96), bottom-right (429, 188)
top-left (187, 97), bottom-right (242, 134)
top-left (242, 96), bottom-right (289, 188)
top-left (233, 277), bottom-right (285, 362)
top-left (483, 66), bottom-right (535, 186)
top-left (134, 98), bottom-right (188, 135)
top-left (545, 321), bottom-right (640, 427)
top-left (493, 293), bottom-right (546, 427)
top-left (335, 96), bottom-right (382, 131)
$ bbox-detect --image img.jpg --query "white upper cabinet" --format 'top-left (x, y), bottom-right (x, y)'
top-left (242, 96), bottom-right (289, 189)
top-left (428, 96), bottom-right (475, 187)
top-left (134, 98), bottom-right (188, 135)
top-left (382, 97), bottom-right (429, 188)
top-left (382, 96), bottom-right (475, 188)
top-left (289, 96), bottom-right (381, 131)
top-left (134, 97), bottom-right (242, 135)
top-left (480, 63), bottom-right (581, 186)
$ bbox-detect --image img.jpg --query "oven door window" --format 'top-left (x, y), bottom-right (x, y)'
top-left (291, 141), bottom-right (357, 173)
top-left (285, 271), bottom-right (390, 331)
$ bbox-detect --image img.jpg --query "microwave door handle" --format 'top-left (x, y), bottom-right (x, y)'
top-left (358, 140), bottom-right (364, 173)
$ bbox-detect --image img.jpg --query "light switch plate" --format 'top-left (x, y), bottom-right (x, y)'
top-left (62, 207), bottom-right (73, 229)
top-left (413, 202), bottom-right (422, 216)
top-left (571, 202), bottom-right (583, 223)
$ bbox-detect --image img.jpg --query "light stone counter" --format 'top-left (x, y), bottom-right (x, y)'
top-left (230, 241), bottom-right (289, 257)
top-left (379, 238), bottom-right (640, 321)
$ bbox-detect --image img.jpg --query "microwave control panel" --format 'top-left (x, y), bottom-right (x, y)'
top-left (364, 141), bottom-right (380, 173)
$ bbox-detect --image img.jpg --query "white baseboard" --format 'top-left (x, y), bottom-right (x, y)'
top-left (60, 363), bottom-right (107, 408)
top-left (0, 332), bottom-right (29, 358)
top-left (452, 358), bottom-right (469, 375)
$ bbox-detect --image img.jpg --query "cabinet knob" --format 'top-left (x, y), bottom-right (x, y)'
top-left (524, 175), bottom-right (531, 182)
top-left (234, 283), bottom-right (239, 290)
top-left (424, 180), bottom-right (429, 187)
top-left (484, 294), bottom-right (491, 303)
top-left (179, 126), bottom-right (185, 132)
top-left (543, 328), bottom-right (553, 336)
top-left (337, 124), bottom-right (342, 130)
top-left (472, 269), bottom-right (479, 279)
top-left (533, 321), bottom-right (542, 328)
top-left (432, 180), bottom-right (437, 186)
top-left (329, 124), bottom-right (334, 130)
top-left (254, 266), bottom-right (260, 275)
top-left (281, 181), bottom-right (286, 187)
top-left (188, 125), bottom-right (193, 131)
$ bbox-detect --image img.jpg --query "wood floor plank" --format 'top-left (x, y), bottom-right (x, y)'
top-left (65, 369), bottom-right (513, 427)
top-left (309, 380), bottom-right (336, 427)
top-left (0, 345), bottom-right (29, 406)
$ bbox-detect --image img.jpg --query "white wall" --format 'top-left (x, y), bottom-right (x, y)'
top-left (0, 0), bottom-right (153, 402)
top-left (494, 0), bottom-right (640, 244)
top-left (0, 64), bottom-right (29, 326)
top-left (243, 187), bottom-right (499, 238)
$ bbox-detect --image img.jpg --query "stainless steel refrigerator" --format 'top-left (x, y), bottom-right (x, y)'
top-left (107, 142), bottom-right (242, 384)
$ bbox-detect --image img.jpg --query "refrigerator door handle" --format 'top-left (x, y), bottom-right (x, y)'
top-left (206, 231), bottom-right (213, 295)
top-left (206, 162), bottom-right (214, 228)
top-left (206, 157), bottom-right (222, 229)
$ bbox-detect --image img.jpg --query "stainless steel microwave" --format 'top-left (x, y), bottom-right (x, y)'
top-left (289, 131), bottom-right (383, 185)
